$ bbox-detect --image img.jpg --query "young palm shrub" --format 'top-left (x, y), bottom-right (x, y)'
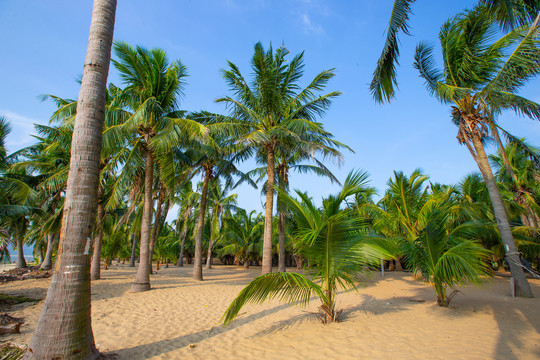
top-left (221, 171), bottom-right (394, 325)
top-left (400, 203), bottom-right (492, 306)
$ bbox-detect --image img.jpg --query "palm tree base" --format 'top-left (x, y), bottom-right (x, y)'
top-left (130, 282), bottom-right (151, 292)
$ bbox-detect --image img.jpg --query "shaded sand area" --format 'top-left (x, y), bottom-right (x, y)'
top-left (1, 265), bottom-right (539, 359)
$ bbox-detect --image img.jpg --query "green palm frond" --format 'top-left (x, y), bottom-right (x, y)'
top-left (370, 0), bottom-right (416, 103)
top-left (221, 272), bottom-right (325, 326)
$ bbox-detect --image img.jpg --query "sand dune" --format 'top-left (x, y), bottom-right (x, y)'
top-left (1, 264), bottom-right (539, 359)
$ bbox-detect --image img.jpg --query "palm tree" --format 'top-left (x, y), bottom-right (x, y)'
top-left (106, 41), bottom-right (205, 291)
top-left (220, 209), bottom-right (264, 268)
top-left (217, 42), bottom-right (342, 274)
top-left (370, 0), bottom-right (539, 103)
top-left (413, 7), bottom-right (539, 297)
top-left (400, 200), bottom-right (492, 306)
top-left (221, 171), bottom-right (394, 325)
top-left (26, 0), bottom-right (117, 358)
top-left (205, 180), bottom-right (238, 269)
top-left (491, 141), bottom-right (540, 228)
top-left (175, 183), bottom-right (198, 266)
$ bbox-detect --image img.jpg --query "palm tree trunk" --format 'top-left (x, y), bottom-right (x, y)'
top-left (15, 235), bottom-right (26, 269)
top-left (40, 233), bottom-right (57, 270)
top-left (90, 203), bottom-right (105, 280)
top-left (129, 234), bottom-right (137, 267)
top-left (148, 190), bottom-right (164, 274)
top-left (278, 168), bottom-right (287, 273)
top-left (194, 168), bottom-right (211, 281)
top-left (131, 149), bottom-right (154, 292)
top-left (262, 146), bottom-right (276, 274)
top-left (25, 1), bottom-right (116, 358)
top-left (176, 211), bottom-right (190, 267)
top-left (205, 212), bottom-right (215, 269)
top-left (471, 136), bottom-right (533, 298)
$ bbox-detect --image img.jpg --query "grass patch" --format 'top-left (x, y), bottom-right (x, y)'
top-left (0, 344), bottom-right (26, 360)
top-left (0, 294), bottom-right (39, 306)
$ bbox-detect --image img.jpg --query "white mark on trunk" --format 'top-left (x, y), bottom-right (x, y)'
top-left (84, 237), bottom-right (92, 255)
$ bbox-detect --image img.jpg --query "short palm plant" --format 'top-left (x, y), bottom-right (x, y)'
top-left (221, 171), bottom-right (394, 325)
top-left (400, 202), bottom-right (492, 306)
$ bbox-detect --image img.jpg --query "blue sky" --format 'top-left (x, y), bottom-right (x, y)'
top-left (1, 0), bottom-right (540, 217)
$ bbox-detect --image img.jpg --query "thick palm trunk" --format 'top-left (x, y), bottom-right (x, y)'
top-left (90, 203), bottom-right (105, 280)
top-left (148, 191), bottom-right (164, 274)
top-left (25, 1), bottom-right (116, 358)
top-left (193, 168), bottom-right (211, 280)
top-left (129, 234), bottom-right (137, 267)
top-left (131, 149), bottom-right (154, 292)
top-left (40, 233), bottom-right (57, 270)
top-left (262, 146), bottom-right (276, 274)
top-left (15, 236), bottom-right (26, 269)
top-left (471, 136), bottom-right (533, 298)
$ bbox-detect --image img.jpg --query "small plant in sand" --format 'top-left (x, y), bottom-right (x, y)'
top-left (221, 171), bottom-right (394, 325)
top-left (400, 203), bottom-right (492, 306)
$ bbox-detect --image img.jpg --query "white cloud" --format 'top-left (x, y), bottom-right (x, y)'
top-left (301, 13), bottom-right (323, 35)
top-left (0, 110), bottom-right (45, 153)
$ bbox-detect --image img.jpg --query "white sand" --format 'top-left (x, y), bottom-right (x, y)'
top-left (1, 264), bottom-right (539, 359)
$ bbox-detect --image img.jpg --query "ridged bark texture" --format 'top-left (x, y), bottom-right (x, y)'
top-left (90, 203), bottom-right (105, 280)
top-left (25, 1), bottom-right (116, 358)
top-left (262, 146), bottom-right (276, 274)
top-left (131, 149), bottom-right (154, 292)
top-left (471, 136), bottom-right (533, 298)
top-left (193, 168), bottom-right (211, 281)
top-left (205, 212), bottom-right (215, 270)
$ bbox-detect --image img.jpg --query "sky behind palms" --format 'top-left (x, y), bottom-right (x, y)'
top-left (1, 0), bottom-right (539, 214)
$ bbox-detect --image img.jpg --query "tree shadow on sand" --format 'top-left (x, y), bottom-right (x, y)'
top-left (112, 302), bottom-right (292, 359)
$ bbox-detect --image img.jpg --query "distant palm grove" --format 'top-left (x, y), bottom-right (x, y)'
top-left (0, 0), bottom-right (539, 359)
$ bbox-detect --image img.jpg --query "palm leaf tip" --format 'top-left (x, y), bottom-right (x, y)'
top-left (220, 272), bottom-right (324, 326)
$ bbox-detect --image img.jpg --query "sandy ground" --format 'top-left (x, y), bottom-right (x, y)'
top-left (1, 264), bottom-right (539, 360)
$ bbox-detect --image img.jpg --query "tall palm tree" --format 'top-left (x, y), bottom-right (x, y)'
top-left (370, 0), bottom-right (539, 103)
top-left (26, 0), bottom-right (117, 358)
top-left (413, 7), bottom-right (540, 297)
top-left (221, 171), bottom-right (393, 325)
top-left (217, 42), bottom-right (342, 274)
top-left (105, 41), bottom-right (205, 291)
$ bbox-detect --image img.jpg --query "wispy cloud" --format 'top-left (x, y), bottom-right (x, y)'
top-left (0, 110), bottom-right (45, 152)
top-left (301, 13), bottom-right (323, 35)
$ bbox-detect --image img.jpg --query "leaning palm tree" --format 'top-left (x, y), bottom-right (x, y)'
top-left (217, 42), bottom-right (342, 274)
top-left (370, 0), bottom-right (539, 103)
top-left (221, 171), bottom-right (393, 325)
top-left (413, 7), bottom-right (540, 296)
top-left (26, 1), bottom-right (117, 358)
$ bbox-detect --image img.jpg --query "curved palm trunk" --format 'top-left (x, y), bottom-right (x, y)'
top-left (193, 168), bottom-right (211, 281)
top-left (148, 191), bottom-right (164, 274)
top-left (90, 203), bottom-right (105, 280)
top-left (471, 136), bottom-right (533, 297)
top-left (129, 234), bottom-right (137, 267)
top-left (15, 235), bottom-right (26, 269)
top-left (40, 233), bottom-right (57, 270)
top-left (25, 1), bottom-right (116, 358)
top-left (131, 149), bottom-right (154, 292)
top-left (262, 146), bottom-right (276, 274)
